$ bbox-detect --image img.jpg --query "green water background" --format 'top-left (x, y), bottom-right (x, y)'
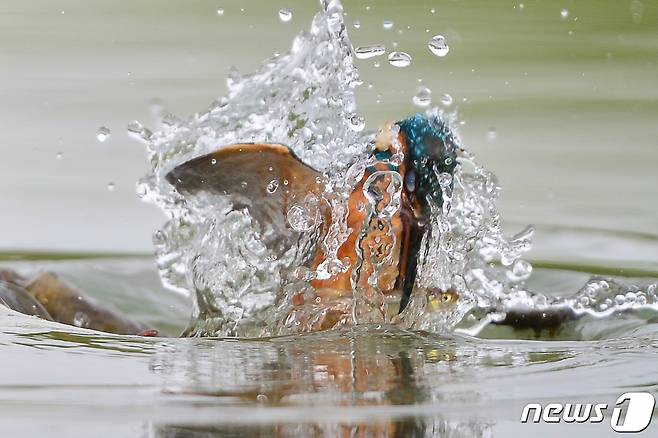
top-left (0, 0), bottom-right (656, 273)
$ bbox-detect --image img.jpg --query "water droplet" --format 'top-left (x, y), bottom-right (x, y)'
top-left (560, 9), bottom-right (569, 19)
top-left (160, 113), bottom-right (179, 126)
top-left (210, 158), bottom-right (217, 165)
top-left (519, 3), bottom-right (525, 10)
top-left (353, 20), bottom-right (361, 29)
top-left (127, 120), bottom-right (143, 133)
top-left (487, 127), bottom-right (497, 141)
top-left (387, 51), bottom-right (412, 68)
top-left (278, 8), bottom-right (292, 22)
top-left (631, 0), bottom-right (644, 23)
top-left (216, 8), bottom-right (224, 16)
top-left (354, 44), bottom-right (385, 59)
top-left (96, 126), bottom-right (111, 142)
top-left (73, 311), bottom-right (90, 328)
top-left (127, 120), bottom-right (152, 142)
top-left (107, 182), bottom-right (116, 191)
top-left (349, 114), bottom-right (365, 132)
top-left (266, 179), bottom-right (279, 194)
top-left (256, 394), bottom-right (268, 402)
top-left (412, 86), bottom-right (432, 108)
top-left (430, 8), bottom-right (436, 14)
top-left (383, 20), bottom-right (394, 30)
top-left (55, 152), bottom-right (63, 160)
top-left (136, 182), bottom-right (148, 198)
top-left (428, 35), bottom-right (449, 57)
top-left (373, 60), bottom-right (381, 68)
top-left (508, 259), bottom-right (532, 282)
top-left (440, 93), bottom-right (453, 106)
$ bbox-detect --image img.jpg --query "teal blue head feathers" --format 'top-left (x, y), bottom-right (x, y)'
top-left (397, 113), bottom-right (459, 215)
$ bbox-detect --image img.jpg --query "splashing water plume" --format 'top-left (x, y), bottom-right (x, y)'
top-left (138, 0), bottom-right (658, 337)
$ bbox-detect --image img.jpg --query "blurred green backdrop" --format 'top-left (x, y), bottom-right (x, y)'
top-left (0, 0), bottom-right (656, 271)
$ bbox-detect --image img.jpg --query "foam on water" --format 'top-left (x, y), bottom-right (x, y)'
top-left (138, 0), bottom-right (657, 337)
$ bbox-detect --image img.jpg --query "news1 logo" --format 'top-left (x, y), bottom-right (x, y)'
top-left (520, 392), bottom-right (656, 432)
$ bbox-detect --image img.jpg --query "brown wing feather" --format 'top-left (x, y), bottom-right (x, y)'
top-left (166, 143), bottom-right (324, 251)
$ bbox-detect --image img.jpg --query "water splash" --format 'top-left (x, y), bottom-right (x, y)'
top-left (138, 0), bottom-right (657, 338)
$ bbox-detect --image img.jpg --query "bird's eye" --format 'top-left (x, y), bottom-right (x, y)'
top-left (404, 169), bottom-right (416, 193)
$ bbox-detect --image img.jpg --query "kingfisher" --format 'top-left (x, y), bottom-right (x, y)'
top-left (166, 112), bottom-right (461, 332)
top-left (0, 114), bottom-right (577, 337)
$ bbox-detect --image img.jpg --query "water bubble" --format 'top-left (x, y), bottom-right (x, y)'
top-left (353, 20), bottom-right (361, 29)
top-left (349, 114), bottom-right (366, 131)
top-left (383, 20), bottom-right (394, 30)
top-left (487, 128), bottom-right (497, 141)
top-left (55, 152), bottom-right (63, 160)
top-left (266, 179), bottom-right (279, 194)
top-left (440, 93), bottom-right (453, 106)
top-left (428, 35), bottom-right (450, 57)
top-left (107, 182), bottom-right (116, 191)
top-left (287, 195), bottom-right (320, 232)
top-left (96, 126), bottom-right (111, 142)
top-left (278, 8), bottom-right (292, 22)
top-left (387, 51), bottom-right (412, 68)
top-left (560, 9), bottom-right (569, 19)
top-left (216, 8), bottom-right (224, 16)
top-left (354, 44), bottom-right (386, 59)
top-left (438, 172), bottom-right (453, 188)
top-left (412, 86), bottom-right (432, 108)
